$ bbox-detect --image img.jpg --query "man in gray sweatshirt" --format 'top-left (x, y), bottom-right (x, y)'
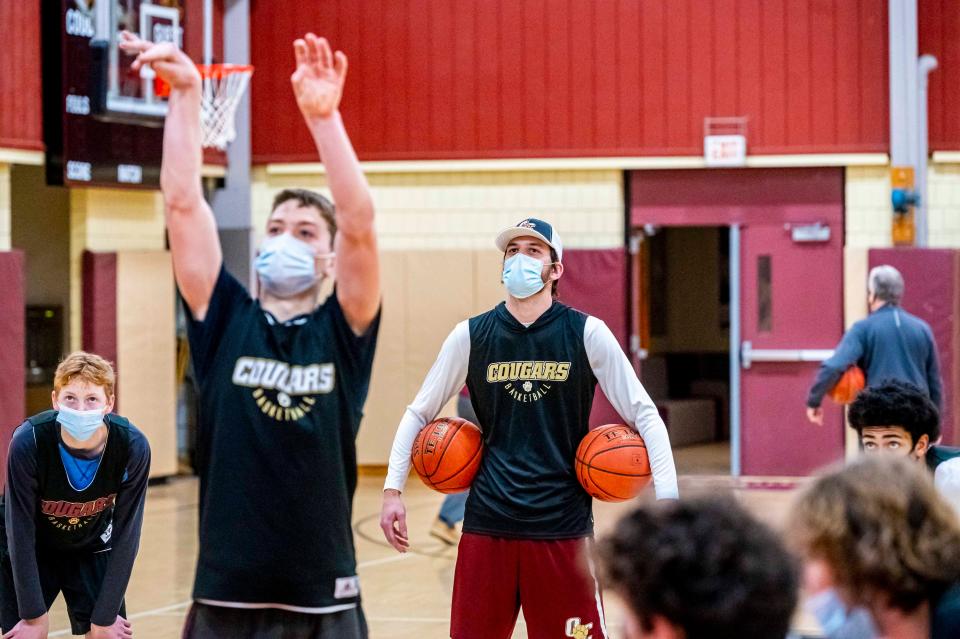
top-left (806, 265), bottom-right (942, 425)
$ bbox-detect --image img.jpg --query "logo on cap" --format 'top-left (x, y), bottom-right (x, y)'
top-left (518, 219), bottom-right (536, 229)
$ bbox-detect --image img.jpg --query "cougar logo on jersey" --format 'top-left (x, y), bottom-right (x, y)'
top-left (41, 494), bottom-right (117, 531)
top-left (486, 360), bottom-right (571, 403)
top-left (565, 617), bottom-right (593, 639)
top-left (232, 357), bottom-right (335, 422)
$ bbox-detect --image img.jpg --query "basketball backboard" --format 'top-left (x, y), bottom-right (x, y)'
top-left (42, 0), bottom-right (217, 188)
top-left (92, 1), bottom-right (185, 122)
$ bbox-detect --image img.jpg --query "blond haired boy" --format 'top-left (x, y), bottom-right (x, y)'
top-left (0, 352), bottom-right (150, 638)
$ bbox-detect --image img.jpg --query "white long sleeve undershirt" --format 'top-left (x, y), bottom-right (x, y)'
top-left (384, 316), bottom-right (679, 500)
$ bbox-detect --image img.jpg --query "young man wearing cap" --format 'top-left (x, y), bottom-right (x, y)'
top-left (380, 219), bottom-right (678, 638)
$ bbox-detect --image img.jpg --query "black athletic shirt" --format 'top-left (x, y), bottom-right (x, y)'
top-left (463, 302), bottom-right (596, 539)
top-left (185, 267), bottom-right (379, 610)
top-left (4, 411), bottom-right (150, 625)
top-left (932, 581), bottom-right (960, 638)
top-left (926, 445), bottom-right (960, 472)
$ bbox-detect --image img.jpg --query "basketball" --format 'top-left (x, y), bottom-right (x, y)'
top-left (828, 366), bottom-right (866, 405)
top-left (411, 417), bottom-right (483, 493)
top-left (575, 424), bottom-right (652, 502)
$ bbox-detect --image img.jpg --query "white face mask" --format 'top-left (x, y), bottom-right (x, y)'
top-left (56, 405), bottom-right (107, 442)
top-left (254, 234), bottom-right (333, 298)
top-left (502, 253), bottom-right (548, 299)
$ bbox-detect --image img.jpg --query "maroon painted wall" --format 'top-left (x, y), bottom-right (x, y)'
top-left (0, 252), bottom-right (26, 486)
top-left (920, 0), bottom-right (960, 152)
top-left (251, 0), bottom-right (890, 163)
top-left (868, 249), bottom-right (959, 446)
top-left (0, 3), bottom-right (43, 150)
top-left (630, 167), bottom-right (846, 227)
top-left (82, 251), bottom-right (119, 408)
top-left (558, 248), bottom-right (629, 428)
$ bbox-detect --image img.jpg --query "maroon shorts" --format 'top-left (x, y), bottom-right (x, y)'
top-left (450, 533), bottom-right (608, 639)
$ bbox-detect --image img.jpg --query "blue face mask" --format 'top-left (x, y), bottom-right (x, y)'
top-left (805, 588), bottom-right (878, 637)
top-left (502, 253), bottom-right (547, 299)
top-left (57, 405), bottom-right (106, 442)
top-left (255, 234), bottom-right (325, 298)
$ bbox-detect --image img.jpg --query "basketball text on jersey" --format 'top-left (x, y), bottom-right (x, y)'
top-left (41, 494), bottom-right (117, 531)
top-left (486, 360), bottom-right (571, 403)
top-left (565, 617), bottom-right (594, 639)
top-left (231, 357), bottom-right (336, 422)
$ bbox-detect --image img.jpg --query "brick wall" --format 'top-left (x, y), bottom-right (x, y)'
top-left (252, 167), bottom-right (625, 250)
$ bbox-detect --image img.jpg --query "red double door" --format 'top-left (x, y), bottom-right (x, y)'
top-left (632, 168), bottom-right (846, 476)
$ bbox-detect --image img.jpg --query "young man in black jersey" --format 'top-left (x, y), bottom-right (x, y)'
top-left (119, 31), bottom-right (380, 639)
top-left (1, 352), bottom-right (150, 639)
top-left (380, 219), bottom-right (678, 638)
top-left (799, 380), bottom-right (960, 639)
top-left (848, 380), bottom-right (960, 509)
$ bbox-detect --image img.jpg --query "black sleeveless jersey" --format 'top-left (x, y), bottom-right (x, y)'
top-left (185, 268), bottom-right (379, 609)
top-left (464, 301), bottom-right (597, 539)
top-left (28, 410), bottom-right (131, 552)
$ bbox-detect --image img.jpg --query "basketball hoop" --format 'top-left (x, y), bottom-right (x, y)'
top-left (197, 64), bottom-right (254, 150)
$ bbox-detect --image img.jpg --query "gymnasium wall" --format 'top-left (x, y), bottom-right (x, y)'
top-left (0, 164), bottom-right (10, 250)
top-left (82, 249), bottom-right (178, 478)
top-left (68, 188), bottom-right (166, 350)
top-left (845, 161), bottom-right (960, 249)
top-left (251, 0), bottom-right (891, 163)
top-left (10, 166), bottom-right (71, 350)
top-left (0, 251), bottom-right (26, 485)
top-left (0, 3), bottom-right (42, 151)
top-left (920, 0), bottom-right (960, 152)
top-left (251, 167), bottom-right (626, 464)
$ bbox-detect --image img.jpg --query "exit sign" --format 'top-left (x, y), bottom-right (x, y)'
top-left (704, 134), bottom-right (747, 167)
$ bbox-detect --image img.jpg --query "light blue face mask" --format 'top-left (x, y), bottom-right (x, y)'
top-left (254, 233), bottom-right (322, 298)
top-left (502, 253), bottom-right (547, 299)
top-left (57, 405), bottom-right (106, 442)
top-left (805, 588), bottom-right (878, 638)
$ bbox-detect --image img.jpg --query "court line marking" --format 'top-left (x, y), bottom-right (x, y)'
top-left (48, 553), bottom-right (417, 635)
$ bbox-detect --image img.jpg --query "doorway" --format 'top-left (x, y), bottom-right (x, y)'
top-left (637, 225), bottom-right (730, 474)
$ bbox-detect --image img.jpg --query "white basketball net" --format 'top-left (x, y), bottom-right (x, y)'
top-left (199, 65), bottom-right (254, 150)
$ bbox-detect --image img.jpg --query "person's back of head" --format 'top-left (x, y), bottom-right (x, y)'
top-left (789, 456), bottom-right (960, 617)
top-left (597, 495), bottom-right (798, 639)
top-left (868, 265), bottom-right (905, 306)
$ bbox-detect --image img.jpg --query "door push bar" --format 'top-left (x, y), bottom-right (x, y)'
top-left (740, 341), bottom-right (834, 369)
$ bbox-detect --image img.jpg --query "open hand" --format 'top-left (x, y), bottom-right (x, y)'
top-left (291, 33), bottom-right (348, 121)
top-left (89, 615), bottom-right (132, 639)
top-left (118, 31), bottom-right (201, 93)
top-left (2, 614), bottom-right (48, 639)
top-left (380, 489), bottom-right (410, 553)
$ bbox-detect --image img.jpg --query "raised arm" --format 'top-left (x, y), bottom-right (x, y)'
top-left (584, 317), bottom-right (679, 500)
top-left (119, 33), bottom-right (222, 321)
top-left (291, 34), bottom-right (379, 334)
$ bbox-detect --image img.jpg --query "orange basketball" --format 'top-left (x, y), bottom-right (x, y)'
top-left (411, 417), bottom-right (483, 494)
top-left (575, 424), bottom-right (652, 502)
top-left (828, 366), bottom-right (866, 405)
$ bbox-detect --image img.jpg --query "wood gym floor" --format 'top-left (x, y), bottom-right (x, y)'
top-left (42, 444), bottom-right (821, 638)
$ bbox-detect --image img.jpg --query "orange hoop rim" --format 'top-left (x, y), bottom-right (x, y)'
top-left (197, 64), bottom-right (255, 79)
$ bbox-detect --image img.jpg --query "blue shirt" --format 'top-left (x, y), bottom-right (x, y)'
top-left (807, 304), bottom-right (942, 408)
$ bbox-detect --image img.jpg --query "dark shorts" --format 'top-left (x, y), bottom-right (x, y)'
top-left (451, 533), bottom-right (608, 639)
top-left (182, 602), bottom-right (368, 639)
top-left (0, 545), bottom-right (126, 636)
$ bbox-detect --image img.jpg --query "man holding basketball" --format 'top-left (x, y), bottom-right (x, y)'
top-left (120, 32), bottom-right (379, 638)
top-left (380, 219), bottom-right (678, 638)
top-left (805, 265), bottom-right (941, 425)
